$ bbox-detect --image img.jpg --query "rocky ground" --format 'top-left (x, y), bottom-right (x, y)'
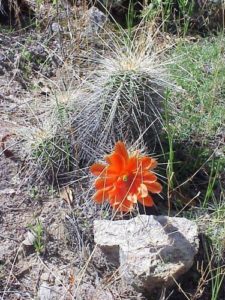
top-left (0, 26), bottom-right (73, 299)
top-left (0, 7), bottom-right (144, 299)
top-left (0, 1), bottom-right (225, 300)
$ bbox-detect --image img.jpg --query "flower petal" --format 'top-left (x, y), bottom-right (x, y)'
top-left (136, 172), bottom-right (157, 183)
top-left (139, 156), bottom-right (153, 170)
top-left (105, 153), bottom-right (125, 174)
top-left (143, 172), bottom-right (157, 183)
top-left (127, 193), bottom-right (138, 203)
top-left (149, 158), bottom-right (157, 170)
top-left (145, 181), bottom-right (162, 194)
top-left (108, 186), bottom-right (126, 204)
top-left (138, 195), bottom-right (154, 207)
top-left (137, 183), bottom-right (148, 198)
top-left (91, 141), bottom-right (162, 213)
top-left (90, 163), bottom-right (107, 176)
top-left (113, 199), bottom-right (134, 212)
top-left (126, 156), bottom-right (139, 173)
top-left (95, 177), bottom-right (115, 189)
top-left (93, 188), bottom-right (109, 204)
top-left (114, 141), bottom-right (129, 162)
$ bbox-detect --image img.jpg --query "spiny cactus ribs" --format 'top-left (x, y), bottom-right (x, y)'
top-left (74, 75), bottom-right (165, 164)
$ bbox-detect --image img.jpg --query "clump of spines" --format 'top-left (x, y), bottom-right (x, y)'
top-left (72, 30), bottom-right (176, 163)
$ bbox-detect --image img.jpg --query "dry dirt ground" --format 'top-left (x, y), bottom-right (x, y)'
top-left (0, 29), bottom-right (78, 299)
top-left (0, 16), bottom-right (145, 299)
top-left (1, 6), bottom-right (224, 299)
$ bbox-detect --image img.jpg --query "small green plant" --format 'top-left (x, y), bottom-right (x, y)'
top-left (164, 90), bottom-right (175, 214)
top-left (203, 234), bottom-right (225, 300)
top-left (169, 36), bottom-right (225, 145)
top-left (177, 0), bottom-right (195, 36)
top-left (36, 0), bottom-right (46, 10)
top-left (206, 201), bottom-right (225, 263)
top-left (28, 219), bottom-right (44, 254)
top-left (20, 48), bottom-right (32, 79)
top-left (52, 0), bottom-right (59, 5)
top-left (29, 186), bottom-right (39, 200)
top-left (183, 193), bottom-right (225, 297)
top-left (126, 0), bottom-right (136, 45)
top-left (141, 0), bottom-right (172, 27)
top-left (141, 0), bottom-right (195, 35)
top-left (210, 266), bottom-right (225, 300)
top-left (203, 158), bottom-right (222, 208)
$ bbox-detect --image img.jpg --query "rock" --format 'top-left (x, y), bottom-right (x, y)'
top-left (22, 231), bottom-right (36, 246)
top-left (85, 7), bottom-right (107, 35)
top-left (0, 188), bottom-right (16, 196)
top-left (51, 22), bottom-right (62, 33)
top-left (41, 272), bottom-right (50, 282)
top-left (39, 282), bottom-right (52, 300)
top-left (0, 243), bottom-right (9, 262)
top-left (39, 282), bottom-right (62, 300)
top-left (0, 241), bottom-right (17, 263)
top-left (94, 215), bottom-right (199, 293)
top-left (86, 288), bottom-right (114, 300)
top-left (29, 44), bottom-right (47, 61)
top-left (78, 284), bottom-right (114, 300)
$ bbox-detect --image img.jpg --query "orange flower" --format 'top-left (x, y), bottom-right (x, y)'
top-left (90, 141), bottom-right (162, 212)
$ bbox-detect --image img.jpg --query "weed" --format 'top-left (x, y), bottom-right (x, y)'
top-left (202, 233), bottom-right (225, 300)
top-left (203, 157), bottom-right (223, 208)
top-left (164, 90), bottom-right (175, 214)
top-left (20, 48), bottom-right (32, 79)
top-left (126, 0), bottom-right (136, 43)
top-left (181, 191), bottom-right (225, 297)
top-left (28, 219), bottom-right (44, 254)
top-left (169, 36), bottom-right (225, 147)
top-left (206, 201), bottom-right (225, 263)
top-left (140, 0), bottom-right (223, 35)
top-left (176, 0), bottom-right (195, 36)
top-left (141, 0), bottom-right (194, 35)
top-left (29, 186), bottom-right (39, 200)
top-left (210, 266), bottom-right (225, 300)
top-left (165, 35), bottom-right (225, 208)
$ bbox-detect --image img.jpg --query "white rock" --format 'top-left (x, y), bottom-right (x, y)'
top-left (0, 188), bottom-right (16, 195)
top-left (39, 282), bottom-right (51, 300)
top-left (39, 283), bottom-right (62, 300)
top-left (41, 272), bottom-right (50, 282)
top-left (22, 231), bottom-right (36, 246)
top-left (51, 22), bottom-right (62, 33)
top-left (94, 215), bottom-right (199, 293)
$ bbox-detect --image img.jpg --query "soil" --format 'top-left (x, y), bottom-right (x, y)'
top-left (0, 26), bottom-right (73, 299)
top-left (0, 8), bottom-right (143, 299)
top-left (0, 3), bottom-right (224, 300)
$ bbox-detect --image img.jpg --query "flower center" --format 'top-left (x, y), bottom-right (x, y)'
top-left (122, 175), bottom-right (128, 182)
